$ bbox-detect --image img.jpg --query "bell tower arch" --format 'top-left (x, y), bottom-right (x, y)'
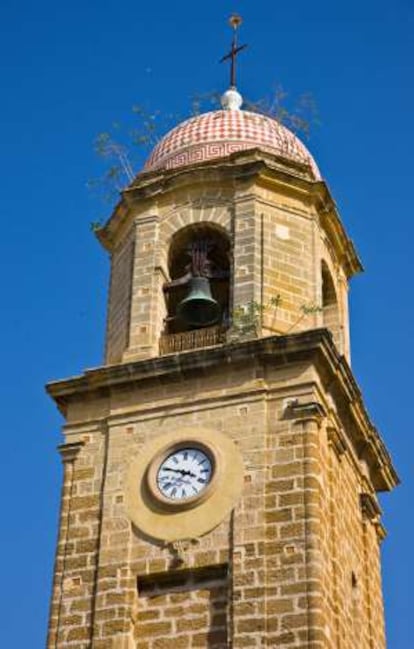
top-left (321, 259), bottom-right (341, 347)
top-left (163, 222), bottom-right (231, 334)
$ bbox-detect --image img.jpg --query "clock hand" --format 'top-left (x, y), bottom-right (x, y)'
top-left (176, 469), bottom-right (197, 478)
top-left (160, 472), bottom-right (193, 490)
top-left (162, 467), bottom-right (197, 478)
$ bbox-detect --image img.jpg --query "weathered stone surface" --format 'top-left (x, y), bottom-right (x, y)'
top-left (46, 153), bottom-right (397, 649)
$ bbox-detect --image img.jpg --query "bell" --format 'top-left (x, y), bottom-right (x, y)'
top-left (177, 277), bottom-right (221, 327)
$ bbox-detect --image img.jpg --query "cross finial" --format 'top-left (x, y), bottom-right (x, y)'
top-left (220, 14), bottom-right (247, 89)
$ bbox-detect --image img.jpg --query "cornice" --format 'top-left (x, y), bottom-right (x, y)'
top-left (94, 151), bottom-right (317, 252)
top-left (46, 329), bottom-right (399, 492)
top-left (94, 152), bottom-right (362, 281)
top-left (58, 440), bottom-right (85, 464)
top-left (311, 181), bottom-right (363, 278)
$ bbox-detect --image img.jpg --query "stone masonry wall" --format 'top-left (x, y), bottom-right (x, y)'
top-left (260, 202), bottom-right (316, 335)
top-left (105, 229), bottom-right (134, 364)
top-left (318, 418), bottom-right (386, 649)
top-left (135, 572), bottom-right (228, 649)
top-left (47, 424), bottom-right (107, 648)
top-left (103, 174), bottom-right (351, 364)
top-left (48, 342), bottom-right (388, 648)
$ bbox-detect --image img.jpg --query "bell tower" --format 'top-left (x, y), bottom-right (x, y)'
top-left (47, 20), bottom-right (398, 649)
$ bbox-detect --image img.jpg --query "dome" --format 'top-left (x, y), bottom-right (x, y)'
top-left (144, 108), bottom-right (321, 180)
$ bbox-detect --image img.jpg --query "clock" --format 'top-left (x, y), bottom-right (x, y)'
top-left (156, 446), bottom-right (213, 501)
top-left (146, 440), bottom-right (218, 510)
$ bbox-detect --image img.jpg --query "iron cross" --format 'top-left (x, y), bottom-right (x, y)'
top-left (220, 14), bottom-right (247, 88)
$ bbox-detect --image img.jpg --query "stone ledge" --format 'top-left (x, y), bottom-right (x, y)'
top-left (46, 329), bottom-right (399, 493)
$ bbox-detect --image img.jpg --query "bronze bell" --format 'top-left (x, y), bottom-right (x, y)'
top-left (177, 277), bottom-right (221, 327)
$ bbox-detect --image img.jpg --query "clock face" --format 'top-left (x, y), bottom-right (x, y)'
top-left (156, 447), bottom-right (213, 501)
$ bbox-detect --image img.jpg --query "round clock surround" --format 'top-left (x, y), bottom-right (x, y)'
top-left (125, 427), bottom-right (244, 542)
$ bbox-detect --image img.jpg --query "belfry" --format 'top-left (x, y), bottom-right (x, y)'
top-left (47, 17), bottom-right (398, 649)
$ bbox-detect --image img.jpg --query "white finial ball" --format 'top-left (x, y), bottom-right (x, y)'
top-left (221, 88), bottom-right (243, 111)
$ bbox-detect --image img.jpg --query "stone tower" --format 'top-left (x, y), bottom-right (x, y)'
top-left (46, 72), bottom-right (398, 648)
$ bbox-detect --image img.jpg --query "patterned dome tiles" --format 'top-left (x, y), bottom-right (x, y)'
top-left (144, 110), bottom-right (321, 180)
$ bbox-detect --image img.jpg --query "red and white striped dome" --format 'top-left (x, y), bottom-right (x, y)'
top-left (144, 105), bottom-right (321, 179)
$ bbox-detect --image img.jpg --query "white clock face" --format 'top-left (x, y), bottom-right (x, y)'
top-left (156, 447), bottom-right (213, 501)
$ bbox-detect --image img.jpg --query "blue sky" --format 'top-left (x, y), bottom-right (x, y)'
top-left (0, 0), bottom-right (413, 645)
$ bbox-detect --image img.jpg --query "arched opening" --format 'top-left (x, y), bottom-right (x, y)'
top-left (321, 261), bottom-right (341, 347)
top-left (162, 223), bottom-right (231, 337)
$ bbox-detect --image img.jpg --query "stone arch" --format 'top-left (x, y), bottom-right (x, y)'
top-left (160, 204), bottom-right (232, 249)
top-left (321, 260), bottom-right (341, 348)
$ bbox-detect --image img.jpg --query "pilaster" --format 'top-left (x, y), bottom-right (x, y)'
top-left (232, 193), bottom-right (262, 311)
top-left (123, 214), bottom-right (162, 361)
top-left (290, 402), bottom-right (327, 648)
top-left (47, 442), bottom-right (84, 649)
top-left (89, 422), bottom-right (136, 648)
